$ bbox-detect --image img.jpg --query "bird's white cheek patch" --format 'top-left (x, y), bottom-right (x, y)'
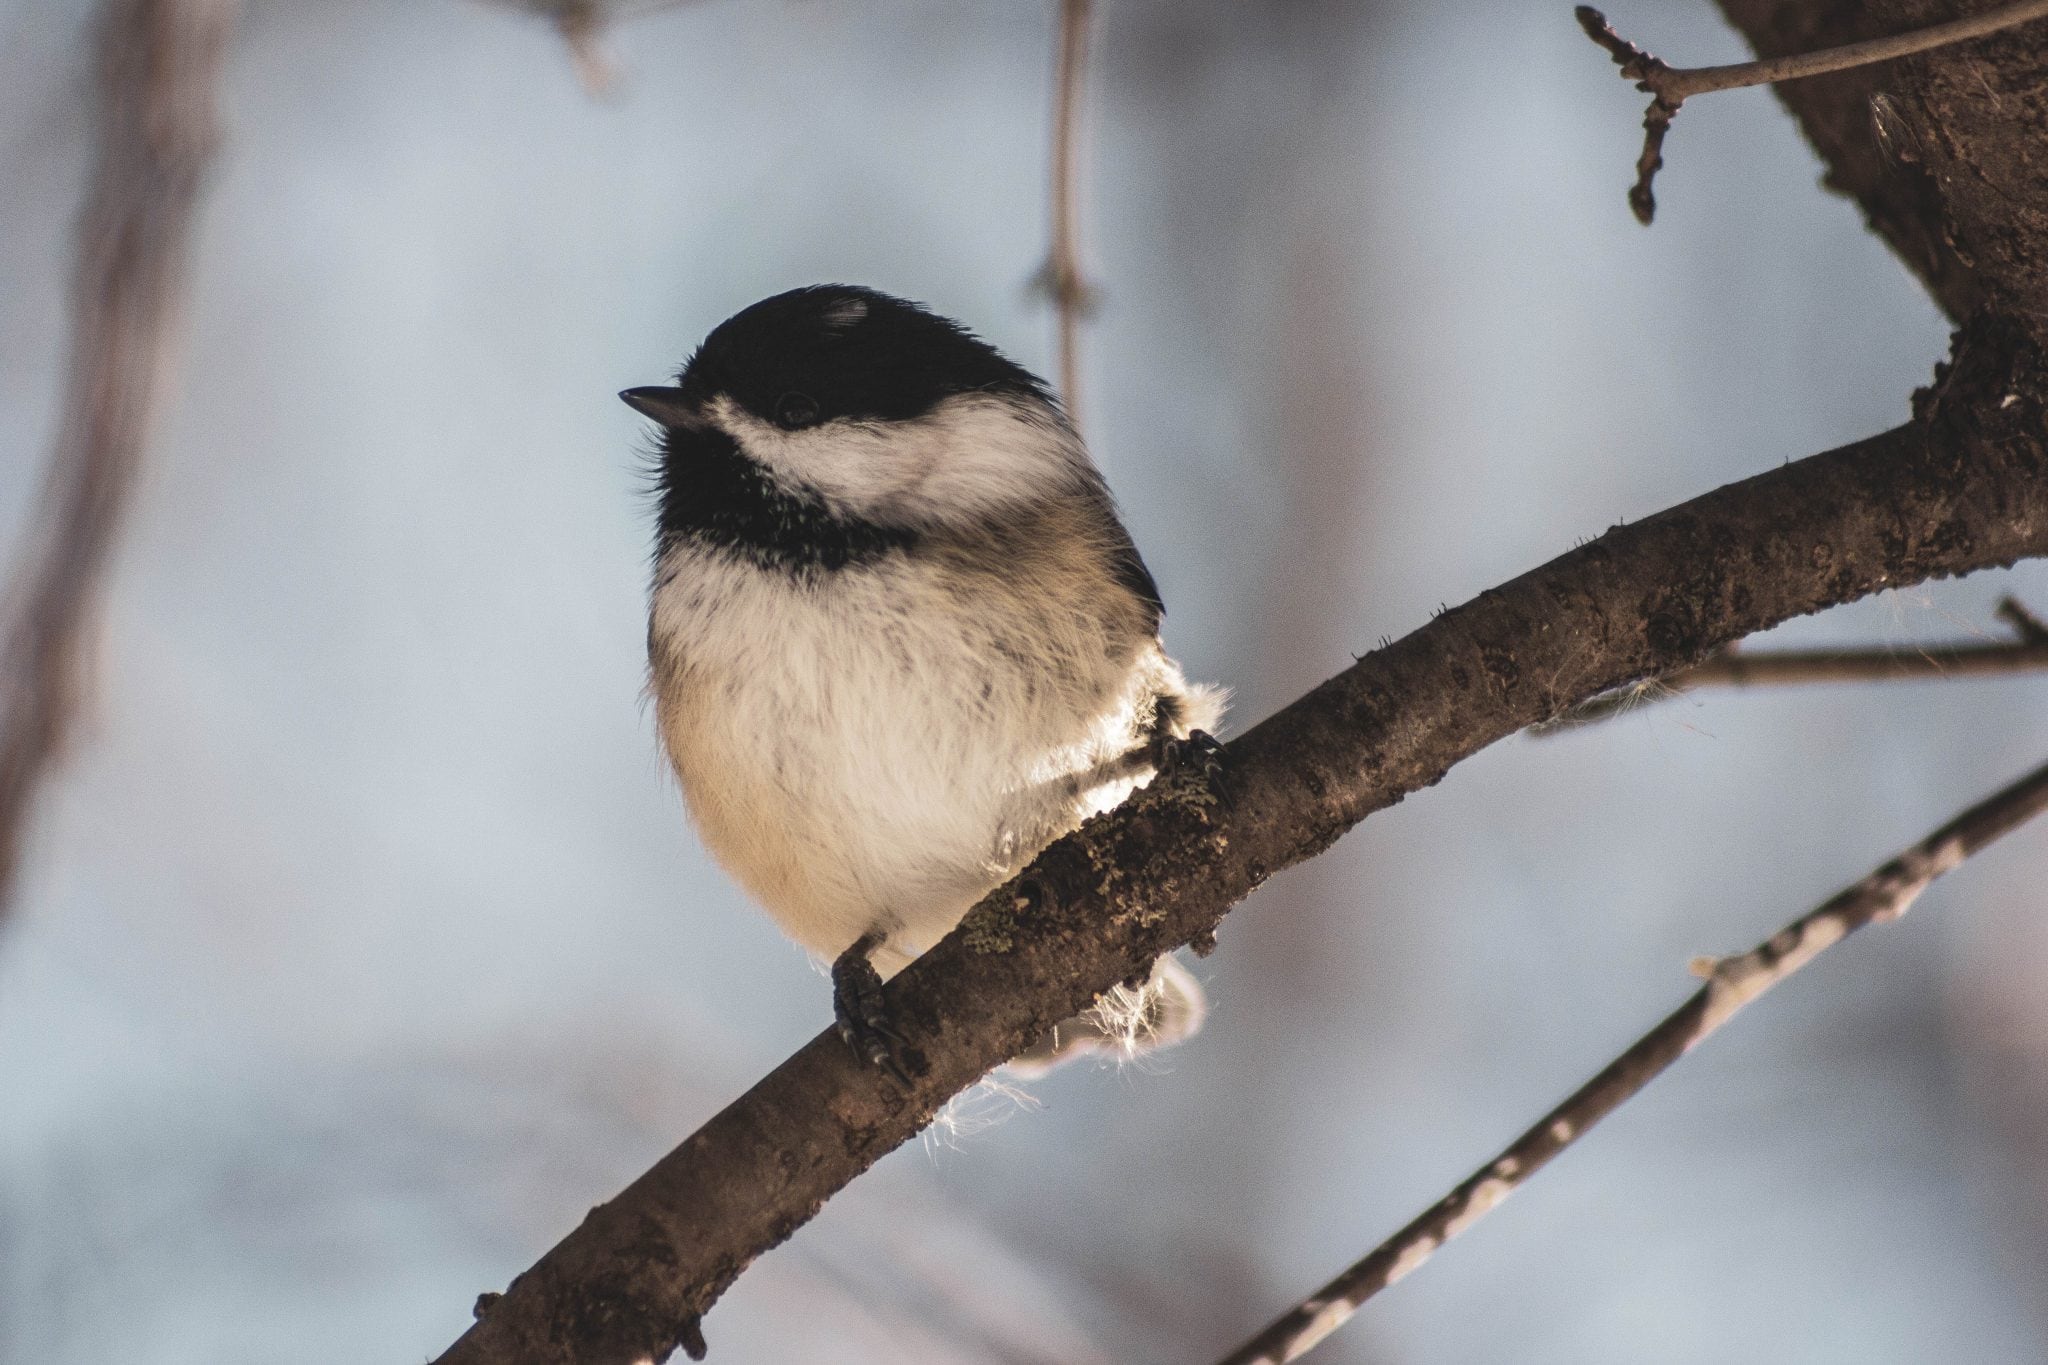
top-left (712, 393), bottom-right (1086, 525)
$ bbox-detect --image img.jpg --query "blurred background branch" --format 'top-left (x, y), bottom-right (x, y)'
top-left (0, 0), bottom-right (237, 924)
top-left (1221, 747), bottom-right (2048, 1365)
top-left (1034, 0), bottom-right (1099, 424)
top-left (487, 0), bottom-right (712, 94)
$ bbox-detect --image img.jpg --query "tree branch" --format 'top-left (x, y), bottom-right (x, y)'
top-left (1540, 594), bottom-right (2048, 729)
top-left (1577, 0), bottom-right (2048, 223)
top-left (1586, 0), bottom-right (2048, 102)
top-left (1215, 746), bottom-right (2048, 1365)
top-left (0, 0), bottom-right (236, 923)
top-left (431, 309), bottom-right (2048, 1363)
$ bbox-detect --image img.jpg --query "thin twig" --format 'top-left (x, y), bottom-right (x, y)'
top-left (1597, 0), bottom-right (2048, 102)
top-left (1216, 749), bottom-right (2048, 1365)
top-left (1036, 0), bottom-right (1098, 426)
top-left (1540, 595), bottom-right (2048, 730)
top-left (0, 0), bottom-right (236, 921)
top-left (1576, 0), bottom-right (2048, 222)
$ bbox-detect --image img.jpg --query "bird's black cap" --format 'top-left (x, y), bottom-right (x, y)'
top-left (621, 285), bottom-right (1049, 432)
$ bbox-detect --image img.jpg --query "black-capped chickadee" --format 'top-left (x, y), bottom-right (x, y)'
top-left (622, 285), bottom-right (1224, 1077)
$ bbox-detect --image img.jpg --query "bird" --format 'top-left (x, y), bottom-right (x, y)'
top-left (622, 284), bottom-right (1224, 1078)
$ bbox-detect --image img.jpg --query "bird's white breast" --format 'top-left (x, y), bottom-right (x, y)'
top-left (649, 538), bottom-right (1163, 972)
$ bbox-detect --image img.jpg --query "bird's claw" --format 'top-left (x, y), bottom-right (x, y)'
top-left (832, 946), bottom-right (912, 1084)
top-left (1160, 728), bottom-right (1232, 811)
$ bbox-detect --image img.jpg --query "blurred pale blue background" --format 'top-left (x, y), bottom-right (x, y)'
top-left (4, 1), bottom-right (2048, 1362)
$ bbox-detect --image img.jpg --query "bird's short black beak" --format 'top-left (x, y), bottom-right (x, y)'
top-left (619, 386), bottom-right (700, 428)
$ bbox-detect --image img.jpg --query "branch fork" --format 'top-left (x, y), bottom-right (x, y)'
top-left (1575, 0), bottom-right (2048, 223)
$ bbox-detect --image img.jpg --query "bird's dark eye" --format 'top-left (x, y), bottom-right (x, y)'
top-left (774, 392), bottom-right (821, 430)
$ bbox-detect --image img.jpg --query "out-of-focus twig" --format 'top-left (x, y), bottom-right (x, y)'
top-left (487, 0), bottom-right (706, 95)
top-left (0, 0), bottom-right (237, 921)
top-left (489, 0), bottom-right (614, 92)
top-left (550, 0), bottom-right (614, 93)
top-left (1035, 0), bottom-right (1099, 426)
top-left (1539, 595), bottom-right (2048, 731)
top-left (1216, 749), bottom-right (2048, 1365)
top-left (1997, 596), bottom-right (2048, 644)
top-left (1576, 0), bottom-right (2048, 222)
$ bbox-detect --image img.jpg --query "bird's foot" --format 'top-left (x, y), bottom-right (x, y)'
top-left (832, 938), bottom-right (911, 1085)
top-left (1157, 728), bottom-right (1232, 811)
